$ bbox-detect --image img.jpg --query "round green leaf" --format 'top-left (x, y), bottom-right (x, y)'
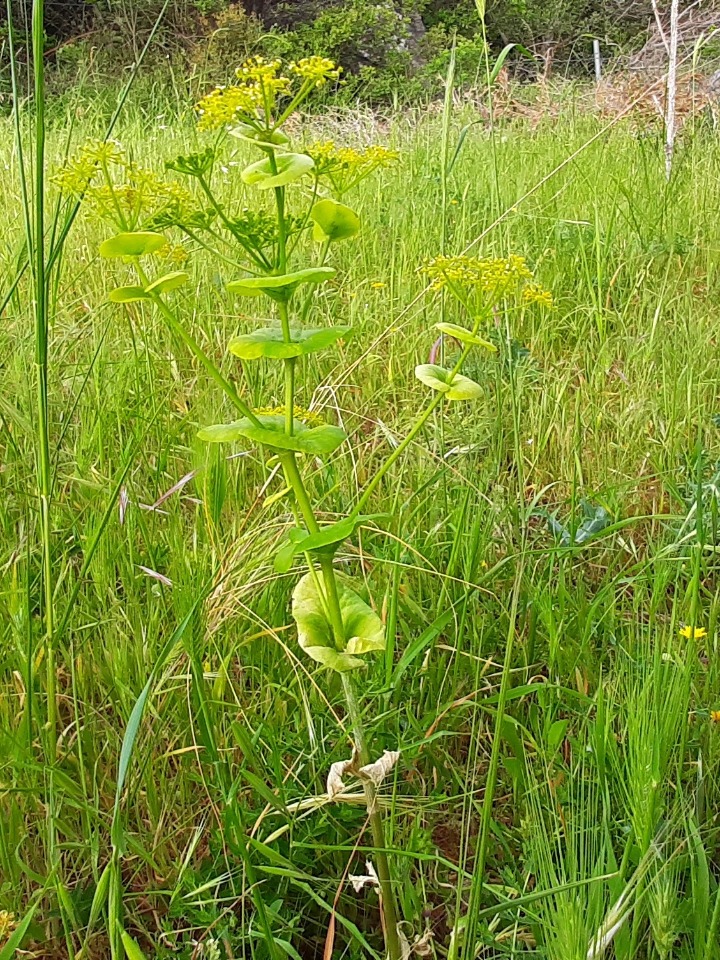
top-left (99, 232), bottom-right (167, 258)
top-left (198, 414), bottom-right (346, 456)
top-left (241, 152), bottom-right (314, 190)
top-left (415, 363), bottom-right (483, 401)
top-left (226, 267), bottom-right (336, 302)
top-left (108, 285), bottom-right (151, 303)
top-left (230, 124), bottom-right (290, 149)
top-left (310, 199), bottom-right (361, 242)
top-left (292, 572), bottom-right (385, 672)
top-left (145, 271), bottom-right (189, 294)
top-left (229, 325), bottom-right (351, 360)
top-left (435, 322), bottom-right (496, 352)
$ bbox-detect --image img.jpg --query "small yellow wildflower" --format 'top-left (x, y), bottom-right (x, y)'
top-left (522, 283), bottom-right (554, 308)
top-left (711, 710), bottom-right (720, 723)
top-left (290, 56), bottom-right (342, 86)
top-left (370, 281), bottom-right (386, 289)
top-left (679, 624), bottom-right (708, 640)
top-left (0, 911), bottom-right (16, 940)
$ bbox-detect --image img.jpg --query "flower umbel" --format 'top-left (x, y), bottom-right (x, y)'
top-left (290, 56), bottom-right (342, 87)
top-left (0, 911), bottom-right (16, 941)
top-left (307, 141), bottom-right (399, 194)
top-left (423, 254), bottom-right (533, 297)
top-left (195, 56), bottom-right (341, 131)
top-left (522, 282), bottom-right (554, 307)
top-left (52, 141), bottom-right (190, 231)
top-left (255, 404), bottom-right (325, 426)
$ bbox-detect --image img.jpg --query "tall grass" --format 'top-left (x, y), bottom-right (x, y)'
top-left (1, 48), bottom-right (720, 960)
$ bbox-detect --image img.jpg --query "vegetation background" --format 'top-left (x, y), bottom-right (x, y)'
top-left (1, 0), bottom-right (665, 104)
top-left (3, 1), bottom-right (720, 959)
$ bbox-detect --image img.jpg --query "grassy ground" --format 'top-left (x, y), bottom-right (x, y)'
top-left (2, 84), bottom-right (720, 958)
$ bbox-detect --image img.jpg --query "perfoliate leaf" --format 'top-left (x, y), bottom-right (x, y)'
top-left (415, 363), bottom-right (483, 400)
top-left (435, 321), bottom-right (496, 352)
top-left (198, 414), bottom-right (346, 456)
top-left (230, 124), bottom-right (290, 149)
top-left (227, 267), bottom-right (336, 303)
top-left (99, 232), bottom-right (167, 258)
top-left (145, 271), bottom-right (189, 294)
top-left (292, 573), bottom-right (385, 672)
top-left (273, 515), bottom-right (381, 573)
top-left (108, 286), bottom-right (151, 303)
top-left (229, 325), bottom-right (351, 360)
top-left (311, 198), bottom-right (361, 242)
top-left (241, 152), bottom-right (314, 189)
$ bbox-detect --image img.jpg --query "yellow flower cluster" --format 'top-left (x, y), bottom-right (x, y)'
top-left (423, 254), bottom-right (533, 298)
top-left (196, 55), bottom-right (341, 131)
top-left (0, 911), bottom-right (16, 940)
top-left (158, 242), bottom-right (190, 265)
top-left (255, 404), bottom-right (325, 426)
top-left (290, 56), bottom-right (342, 86)
top-left (196, 84), bottom-right (265, 131)
top-left (522, 283), bottom-right (554, 308)
top-left (52, 140), bottom-right (190, 231)
top-left (680, 624), bottom-right (707, 640)
top-left (306, 141), bottom-right (399, 193)
top-left (51, 138), bottom-right (126, 195)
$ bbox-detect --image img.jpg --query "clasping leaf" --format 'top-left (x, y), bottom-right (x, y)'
top-left (99, 232), bottom-right (167, 258)
top-left (241, 153), bottom-right (314, 190)
top-left (226, 267), bottom-right (336, 303)
top-left (274, 514), bottom-right (384, 573)
top-left (229, 325), bottom-right (351, 360)
top-left (311, 199), bottom-right (361, 242)
top-left (435, 321), bottom-right (496, 352)
top-left (415, 363), bottom-right (483, 400)
top-left (230, 124), bottom-right (290, 150)
top-left (198, 414), bottom-right (346, 456)
top-left (292, 573), bottom-right (385, 672)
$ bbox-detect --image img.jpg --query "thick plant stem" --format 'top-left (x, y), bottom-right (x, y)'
top-left (266, 139), bottom-right (401, 960)
top-left (340, 670), bottom-right (402, 960)
top-left (316, 557), bottom-right (402, 960)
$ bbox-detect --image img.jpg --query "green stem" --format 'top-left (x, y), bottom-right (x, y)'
top-left (31, 0), bottom-right (55, 744)
top-left (340, 672), bottom-right (402, 960)
top-left (279, 453), bottom-right (318, 533)
top-left (136, 265), bottom-right (262, 429)
top-left (197, 174), bottom-right (269, 271)
top-left (352, 391), bottom-right (444, 517)
top-left (247, 139), bottom-right (402, 960)
top-left (353, 341), bottom-right (475, 516)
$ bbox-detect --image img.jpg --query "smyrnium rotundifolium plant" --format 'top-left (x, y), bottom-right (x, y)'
top-left (54, 55), bottom-right (550, 960)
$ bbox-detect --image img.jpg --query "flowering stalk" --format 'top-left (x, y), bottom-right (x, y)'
top-left (67, 54), bottom-right (553, 957)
